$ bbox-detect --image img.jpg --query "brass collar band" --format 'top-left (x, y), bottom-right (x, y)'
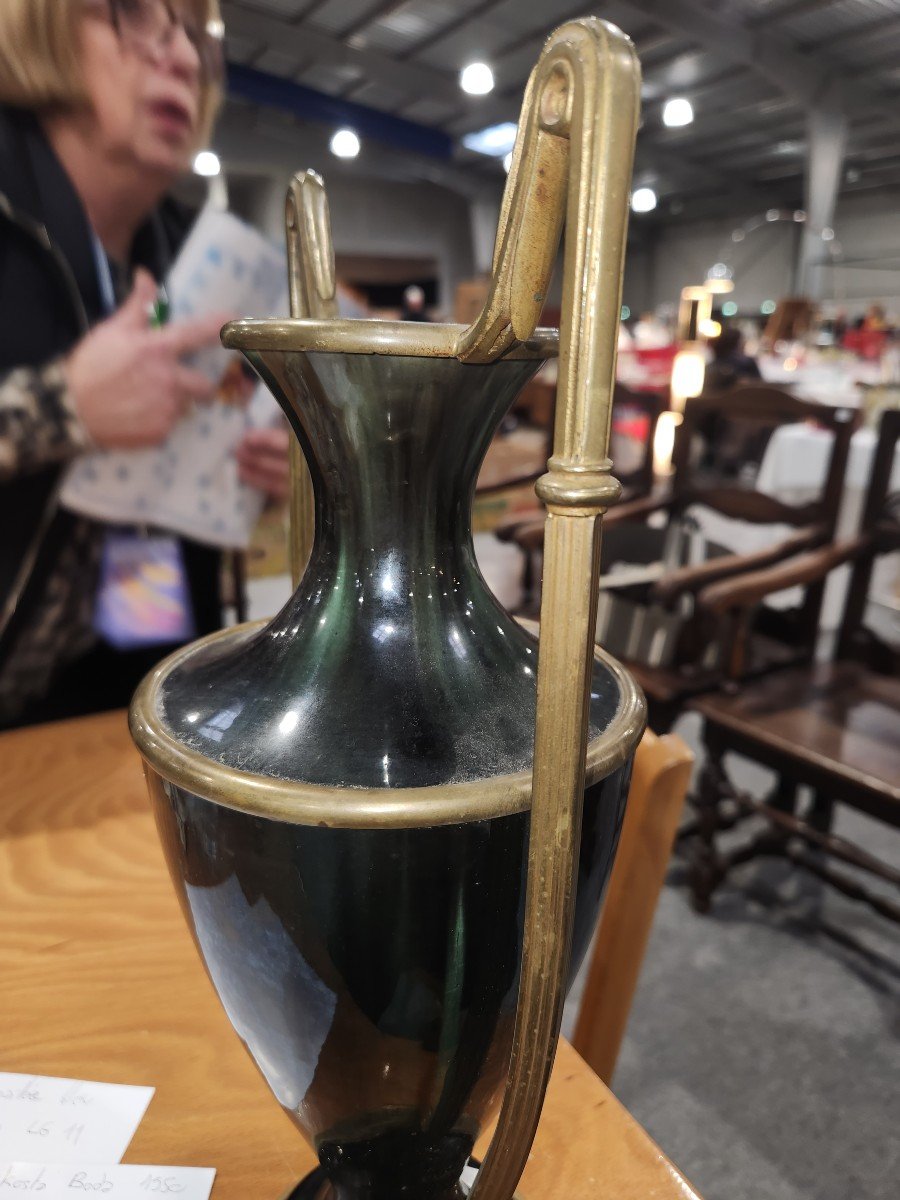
top-left (222, 318), bottom-right (560, 362)
top-left (129, 622), bottom-right (645, 830)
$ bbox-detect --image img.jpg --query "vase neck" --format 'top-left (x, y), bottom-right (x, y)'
top-left (256, 350), bottom-right (539, 584)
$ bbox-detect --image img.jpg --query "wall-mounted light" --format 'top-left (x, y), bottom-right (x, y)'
top-left (330, 129), bottom-right (361, 159)
top-left (460, 62), bottom-right (494, 95)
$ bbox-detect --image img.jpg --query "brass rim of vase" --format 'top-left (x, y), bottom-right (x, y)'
top-left (222, 318), bottom-right (560, 361)
top-left (129, 620), bottom-right (646, 830)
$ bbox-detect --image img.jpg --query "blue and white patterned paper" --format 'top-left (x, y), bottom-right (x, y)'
top-left (60, 207), bottom-right (287, 548)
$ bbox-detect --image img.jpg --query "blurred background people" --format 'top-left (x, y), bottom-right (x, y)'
top-left (704, 324), bottom-right (763, 392)
top-left (0, 0), bottom-right (287, 729)
top-left (399, 284), bottom-right (429, 322)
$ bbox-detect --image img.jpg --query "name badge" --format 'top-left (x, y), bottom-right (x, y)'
top-left (94, 534), bottom-right (195, 650)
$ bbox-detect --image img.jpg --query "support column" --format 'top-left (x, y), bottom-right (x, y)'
top-left (796, 80), bottom-right (847, 299)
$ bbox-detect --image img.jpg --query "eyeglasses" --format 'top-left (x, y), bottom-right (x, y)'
top-left (105, 0), bottom-right (224, 82)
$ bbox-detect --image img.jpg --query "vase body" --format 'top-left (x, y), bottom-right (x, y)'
top-left (133, 342), bottom-right (642, 1200)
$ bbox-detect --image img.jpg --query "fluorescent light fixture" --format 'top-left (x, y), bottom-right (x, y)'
top-left (331, 128), bottom-right (361, 159)
top-left (662, 97), bottom-right (693, 127)
top-left (631, 186), bottom-right (657, 213)
top-left (462, 121), bottom-right (517, 158)
top-left (460, 62), bottom-right (495, 95)
top-left (193, 150), bottom-right (220, 177)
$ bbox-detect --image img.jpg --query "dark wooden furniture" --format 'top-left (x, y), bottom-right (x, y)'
top-left (495, 384), bottom-right (664, 606)
top-left (572, 730), bottom-right (693, 1085)
top-left (505, 386), bottom-right (857, 731)
top-left (686, 410), bottom-right (900, 918)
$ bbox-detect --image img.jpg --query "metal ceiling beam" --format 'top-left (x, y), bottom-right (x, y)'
top-left (396, 0), bottom-right (503, 60)
top-left (220, 1), bottom-right (463, 108)
top-left (747, 0), bottom-right (841, 28)
top-left (803, 14), bottom-right (900, 52)
top-left (626, 0), bottom-right (900, 130)
top-left (217, 95), bottom-right (500, 201)
top-left (625, 0), bottom-right (829, 106)
top-left (336, 0), bottom-right (410, 41)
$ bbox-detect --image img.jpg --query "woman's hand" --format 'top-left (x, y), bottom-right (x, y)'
top-left (235, 426), bottom-right (291, 502)
top-left (64, 269), bottom-right (228, 448)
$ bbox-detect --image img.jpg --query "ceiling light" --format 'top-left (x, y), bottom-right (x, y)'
top-left (192, 150), bottom-right (220, 177)
top-left (462, 122), bottom-right (517, 158)
top-left (662, 97), bottom-right (693, 127)
top-left (330, 128), bottom-right (360, 159)
top-left (631, 187), bottom-right (657, 213)
top-left (460, 62), bottom-right (494, 95)
top-left (502, 152), bottom-right (513, 173)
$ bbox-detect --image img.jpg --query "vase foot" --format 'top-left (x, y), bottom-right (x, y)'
top-left (280, 1166), bottom-right (473, 1200)
top-left (281, 1167), bottom-right (330, 1200)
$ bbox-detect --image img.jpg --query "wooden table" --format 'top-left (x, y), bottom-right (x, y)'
top-left (0, 711), bottom-right (699, 1199)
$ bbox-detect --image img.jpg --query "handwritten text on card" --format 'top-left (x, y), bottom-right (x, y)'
top-left (0, 1076), bottom-right (154, 1166)
top-left (0, 1163), bottom-right (215, 1199)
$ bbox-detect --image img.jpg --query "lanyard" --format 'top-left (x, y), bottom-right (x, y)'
top-left (89, 229), bottom-right (117, 316)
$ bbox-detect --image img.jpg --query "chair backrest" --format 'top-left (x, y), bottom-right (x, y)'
top-left (571, 730), bottom-right (693, 1086)
top-left (610, 384), bottom-right (665, 501)
top-left (673, 385), bottom-right (857, 536)
top-left (478, 381), bottom-right (662, 500)
top-left (836, 408), bottom-right (900, 669)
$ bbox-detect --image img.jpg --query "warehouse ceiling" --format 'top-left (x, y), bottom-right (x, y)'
top-left (218, 0), bottom-right (900, 221)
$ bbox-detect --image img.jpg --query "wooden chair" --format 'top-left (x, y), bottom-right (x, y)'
top-left (685, 409), bottom-right (900, 918)
top-left (505, 386), bottom-right (857, 731)
top-left (571, 729), bottom-right (694, 1085)
top-left (496, 384), bottom-right (664, 608)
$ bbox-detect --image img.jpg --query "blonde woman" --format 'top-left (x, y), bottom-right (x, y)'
top-left (0, 1), bottom-right (286, 727)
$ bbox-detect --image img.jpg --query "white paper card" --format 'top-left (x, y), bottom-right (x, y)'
top-left (0, 1163), bottom-right (215, 1199)
top-left (60, 207), bottom-right (287, 549)
top-left (0, 1075), bottom-right (154, 1165)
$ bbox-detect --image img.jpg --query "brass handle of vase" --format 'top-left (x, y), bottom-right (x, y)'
top-left (465, 20), bottom-right (640, 1200)
top-left (284, 171), bottom-right (339, 586)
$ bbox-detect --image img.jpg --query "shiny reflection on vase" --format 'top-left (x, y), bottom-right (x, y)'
top-left (148, 761), bottom-right (630, 1200)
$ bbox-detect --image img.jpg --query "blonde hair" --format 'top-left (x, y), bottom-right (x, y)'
top-left (0, 0), bottom-right (222, 146)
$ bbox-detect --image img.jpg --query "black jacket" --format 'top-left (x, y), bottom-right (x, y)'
top-left (0, 105), bottom-right (222, 715)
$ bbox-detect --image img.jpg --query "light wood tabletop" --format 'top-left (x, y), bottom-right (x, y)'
top-left (0, 710), bottom-right (699, 1199)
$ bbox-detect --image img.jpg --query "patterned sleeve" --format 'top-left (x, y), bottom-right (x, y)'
top-left (0, 359), bottom-right (91, 481)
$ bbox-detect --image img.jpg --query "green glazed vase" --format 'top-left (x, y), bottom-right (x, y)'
top-left (131, 330), bottom-right (644, 1200)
